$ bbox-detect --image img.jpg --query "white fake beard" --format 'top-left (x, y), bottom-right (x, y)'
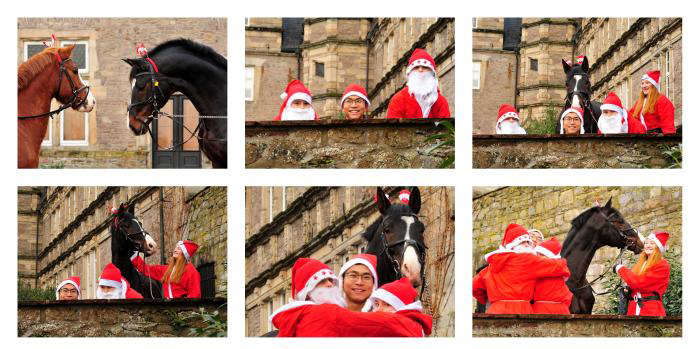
top-left (308, 285), bottom-right (347, 307)
top-left (598, 113), bottom-right (624, 134)
top-left (407, 71), bottom-right (438, 118)
top-left (281, 107), bottom-right (315, 121)
top-left (513, 245), bottom-right (535, 254)
top-left (497, 122), bottom-right (527, 135)
top-left (97, 287), bottom-right (123, 300)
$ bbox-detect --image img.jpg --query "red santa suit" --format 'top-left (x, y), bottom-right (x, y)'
top-left (616, 232), bottom-right (671, 316)
top-left (472, 224), bottom-right (570, 314)
top-left (386, 49), bottom-right (451, 118)
top-left (124, 279), bottom-right (144, 299)
top-left (532, 238), bottom-right (572, 314)
top-left (131, 240), bottom-right (201, 298)
top-left (274, 80), bottom-right (318, 121)
top-left (98, 263), bottom-right (143, 299)
top-left (598, 91), bottom-right (646, 134)
top-left (629, 70), bottom-right (675, 134)
top-left (368, 277), bottom-right (432, 336)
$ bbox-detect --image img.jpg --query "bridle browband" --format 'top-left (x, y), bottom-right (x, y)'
top-left (18, 56), bottom-right (90, 120)
top-left (377, 213), bottom-right (428, 298)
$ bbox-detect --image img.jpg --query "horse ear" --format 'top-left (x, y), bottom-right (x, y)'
top-left (60, 45), bottom-right (75, 56)
top-left (117, 203), bottom-right (127, 216)
top-left (122, 58), bottom-right (137, 67)
top-left (128, 204), bottom-right (135, 215)
top-left (376, 187), bottom-right (390, 215)
top-left (562, 59), bottom-right (571, 74)
top-left (409, 187), bottom-right (421, 214)
top-left (604, 197), bottom-right (612, 210)
top-left (581, 56), bottom-right (590, 73)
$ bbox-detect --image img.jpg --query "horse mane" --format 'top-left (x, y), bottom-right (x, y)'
top-left (149, 38), bottom-right (227, 70)
top-left (18, 48), bottom-right (58, 91)
top-left (562, 206), bottom-right (597, 248)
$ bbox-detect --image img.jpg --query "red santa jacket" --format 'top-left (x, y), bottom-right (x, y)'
top-left (386, 87), bottom-right (451, 118)
top-left (532, 275), bottom-right (572, 314)
top-left (629, 94), bottom-right (675, 134)
top-left (132, 256), bottom-right (201, 299)
top-left (618, 259), bottom-right (670, 316)
top-left (271, 302), bottom-right (431, 337)
top-left (472, 252), bottom-right (570, 314)
top-left (124, 279), bottom-right (144, 299)
top-left (627, 113), bottom-right (647, 134)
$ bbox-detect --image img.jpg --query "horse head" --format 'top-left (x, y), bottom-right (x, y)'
top-left (562, 56), bottom-right (592, 110)
top-left (362, 187), bottom-right (426, 288)
top-left (122, 55), bottom-right (172, 136)
top-left (566, 198), bottom-right (644, 255)
top-left (111, 203), bottom-right (158, 257)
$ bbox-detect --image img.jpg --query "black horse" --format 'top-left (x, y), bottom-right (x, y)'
top-left (557, 56), bottom-right (602, 134)
top-left (123, 38), bottom-right (227, 168)
top-left (561, 198), bottom-right (644, 314)
top-left (110, 203), bottom-right (163, 299)
top-left (363, 187), bottom-right (427, 289)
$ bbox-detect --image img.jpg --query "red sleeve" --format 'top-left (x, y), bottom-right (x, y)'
top-left (186, 265), bottom-right (201, 298)
top-left (472, 267), bottom-right (488, 305)
top-left (127, 288), bottom-right (144, 299)
top-left (618, 261), bottom-right (670, 293)
top-left (433, 95), bottom-right (451, 117)
top-left (386, 91), bottom-right (404, 118)
top-left (528, 256), bottom-right (570, 280)
top-left (334, 309), bottom-right (422, 337)
top-left (657, 97), bottom-right (676, 134)
top-left (131, 255), bottom-right (168, 280)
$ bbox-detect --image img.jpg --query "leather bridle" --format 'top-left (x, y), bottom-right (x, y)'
top-left (377, 213), bottom-right (428, 297)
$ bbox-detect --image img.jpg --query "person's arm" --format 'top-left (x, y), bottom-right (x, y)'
top-left (617, 261), bottom-right (670, 293)
top-left (527, 255), bottom-right (570, 280)
top-left (130, 253), bottom-right (168, 280)
top-left (186, 265), bottom-right (201, 298)
top-left (472, 268), bottom-right (489, 305)
top-left (434, 95), bottom-right (451, 118)
top-left (334, 307), bottom-right (422, 337)
top-left (657, 97), bottom-right (676, 134)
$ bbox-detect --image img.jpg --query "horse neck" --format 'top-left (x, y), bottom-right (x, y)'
top-left (562, 227), bottom-right (601, 286)
top-left (110, 225), bottom-right (134, 274)
top-left (159, 57), bottom-right (226, 117)
top-left (19, 66), bottom-right (58, 115)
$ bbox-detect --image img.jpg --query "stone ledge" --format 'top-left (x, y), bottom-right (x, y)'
top-left (19, 298), bottom-right (227, 307)
top-left (474, 133), bottom-right (682, 141)
top-left (246, 118), bottom-right (453, 128)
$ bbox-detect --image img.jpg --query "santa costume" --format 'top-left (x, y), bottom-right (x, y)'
top-left (98, 263), bottom-right (143, 299)
top-left (339, 254), bottom-right (379, 311)
top-left (369, 277), bottom-right (432, 336)
top-left (386, 49), bottom-right (451, 118)
top-left (271, 258), bottom-right (426, 337)
top-left (616, 232), bottom-right (671, 316)
top-left (56, 276), bottom-right (81, 300)
top-left (131, 240), bottom-right (201, 298)
top-left (495, 104), bottom-right (526, 134)
top-left (559, 107), bottom-right (585, 134)
top-left (274, 80), bottom-right (318, 121)
top-left (629, 70), bottom-right (675, 134)
top-left (472, 224), bottom-right (570, 314)
top-left (532, 238), bottom-right (573, 314)
top-left (598, 91), bottom-right (646, 134)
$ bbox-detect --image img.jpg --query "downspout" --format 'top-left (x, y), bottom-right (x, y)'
top-left (159, 187), bottom-right (165, 265)
top-left (514, 47), bottom-right (520, 108)
top-left (34, 190), bottom-right (41, 288)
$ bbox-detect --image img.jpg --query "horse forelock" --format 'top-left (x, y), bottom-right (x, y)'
top-left (18, 48), bottom-right (59, 90)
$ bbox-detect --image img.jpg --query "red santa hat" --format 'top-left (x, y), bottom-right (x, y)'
top-left (275, 80), bottom-right (313, 120)
top-left (398, 189), bottom-right (411, 204)
top-left (177, 240), bottom-right (199, 261)
top-left (534, 237), bottom-right (563, 259)
top-left (641, 70), bottom-right (661, 91)
top-left (496, 104), bottom-right (520, 128)
top-left (647, 231), bottom-right (670, 254)
top-left (576, 55), bottom-right (585, 65)
top-left (339, 254), bottom-right (379, 291)
top-left (599, 91), bottom-right (629, 131)
top-left (99, 263), bottom-right (125, 289)
top-left (340, 84), bottom-right (371, 108)
top-left (291, 258), bottom-right (338, 301)
top-left (369, 277), bottom-right (421, 312)
top-left (560, 107), bottom-right (585, 134)
top-left (501, 223), bottom-right (532, 250)
top-left (406, 49), bottom-right (436, 77)
top-left (55, 276), bottom-right (81, 300)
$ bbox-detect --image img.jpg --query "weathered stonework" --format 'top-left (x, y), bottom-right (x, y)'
top-left (246, 119), bottom-right (454, 168)
top-left (18, 298), bottom-right (226, 337)
top-left (473, 134), bottom-right (681, 169)
top-left (473, 314), bottom-right (681, 337)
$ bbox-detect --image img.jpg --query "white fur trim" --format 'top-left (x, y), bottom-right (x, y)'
top-left (99, 278), bottom-right (123, 289)
top-left (648, 233), bottom-right (667, 254)
top-left (370, 288), bottom-right (406, 311)
top-left (497, 112), bottom-right (520, 127)
top-left (560, 108), bottom-right (585, 134)
top-left (340, 91), bottom-right (371, 108)
top-left (55, 280), bottom-right (80, 300)
top-left (296, 269), bottom-right (338, 301)
top-left (285, 92), bottom-right (312, 108)
top-left (269, 300), bottom-right (316, 322)
top-left (600, 104), bottom-right (623, 115)
top-left (397, 300), bottom-right (423, 312)
top-left (178, 241), bottom-right (191, 261)
top-left (280, 92), bottom-right (288, 100)
top-left (642, 74), bottom-right (660, 91)
top-left (615, 264), bottom-right (623, 273)
top-left (534, 245), bottom-right (560, 259)
top-left (484, 247), bottom-right (514, 262)
top-left (340, 258), bottom-right (378, 290)
top-left (406, 59), bottom-right (436, 77)
top-left (504, 234), bottom-right (532, 250)
top-left (130, 251), bottom-right (139, 261)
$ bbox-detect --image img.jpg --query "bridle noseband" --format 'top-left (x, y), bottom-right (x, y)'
top-left (114, 215), bottom-right (148, 248)
top-left (377, 213), bottom-right (428, 296)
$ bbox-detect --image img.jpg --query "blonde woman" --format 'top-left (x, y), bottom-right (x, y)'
top-left (629, 70), bottom-right (675, 134)
top-left (131, 240), bottom-right (201, 298)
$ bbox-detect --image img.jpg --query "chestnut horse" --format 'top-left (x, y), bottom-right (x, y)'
top-left (18, 44), bottom-right (95, 168)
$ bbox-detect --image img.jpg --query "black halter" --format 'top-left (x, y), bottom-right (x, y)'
top-left (18, 57), bottom-right (90, 120)
top-left (113, 215), bottom-right (148, 247)
top-left (377, 213), bottom-right (428, 296)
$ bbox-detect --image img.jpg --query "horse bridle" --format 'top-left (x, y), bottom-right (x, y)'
top-left (113, 215), bottom-right (149, 248)
top-left (18, 57), bottom-right (90, 120)
top-left (564, 73), bottom-right (598, 130)
top-left (378, 213), bottom-right (428, 297)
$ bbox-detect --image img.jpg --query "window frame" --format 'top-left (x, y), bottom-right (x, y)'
top-left (473, 61), bottom-right (481, 90)
top-left (245, 66), bottom-right (255, 101)
top-left (60, 40), bottom-right (89, 74)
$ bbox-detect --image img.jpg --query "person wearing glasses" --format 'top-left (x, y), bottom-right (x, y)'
top-left (340, 84), bottom-right (371, 120)
top-left (559, 107), bottom-right (585, 135)
top-left (338, 254), bottom-right (378, 312)
top-left (56, 276), bottom-right (81, 300)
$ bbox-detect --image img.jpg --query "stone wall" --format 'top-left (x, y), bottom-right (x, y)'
top-left (245, 186), bottom-right (455, 336)
top-left (473, 314), bottom-right (681, 337)
top-left (245, 119), bottom-right (454, 168)
top-left (18, 187), bottom-right (42, 286)
top-left (18, 18), bottom-right (227, 168)
top-left (18, 298), bottom-right (226, 337)
top-left (472, 186), bottom-right (682, 313)
top-left (473, 134), bottom-right (681, 169)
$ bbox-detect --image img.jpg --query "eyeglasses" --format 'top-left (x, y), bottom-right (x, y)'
top-left (344, 98), bottom-right (366, 106)
top-left (563, 116), bottom-right (581, 123)
top-left (60, 288), bottom-right (79, 295)
top-left (345, 272), bottom-right (373, 282)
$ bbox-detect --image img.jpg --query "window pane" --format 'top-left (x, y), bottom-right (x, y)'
top-left (67, 43), bottom-right (87, 70)
top-left (183, 99), bottom-right (200, 151)
top-left (63, 109), bottom-right (86, 141)
top-left (245, 67), bottom-right (254, 100)
top-left (157, 100), bottom-right (174, 150)
top-left (26, 44), bottom-right (45, 60)
top-left (473, 62), bottom-right (480, 89)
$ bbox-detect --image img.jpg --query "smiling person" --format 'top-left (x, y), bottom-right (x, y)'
top-left (340, 84), bottom-right (371, 120)
top-left (274, 80), bottom-right (317, 121)
top-left (339, 254), bottom-right (378, 311)
top-left (629, 71), bottom-right (675, 134)
top-left (386, 49), bottom-right (450, 118)
top-left (369, 277), bottom-right (432, 336)
top-left (56, 276), bottom-right (81, 300)
top-left (559, 107), bottom-right (584, 135)
top-left (615, 232), bottom-right (671, 316)
top-left (131, 240), bottom-right (201, 298)
top-left (495, 104), bottom-right (526, 134)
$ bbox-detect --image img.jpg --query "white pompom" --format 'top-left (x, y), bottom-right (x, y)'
top-left (280, 92), bottom-right (288, 100)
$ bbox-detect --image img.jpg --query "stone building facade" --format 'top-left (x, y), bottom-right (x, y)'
top-left (472, 186), bottom-right (682, 312)
top-left (246, 18), bottom-right (455, 120)
top-left (472, 18), bottom-right (682, 134)
top-left (245, 186), bottom-right (455, 336)
top-left (17, 186), bottom-right (227, 298)
top-left (18, 18), bottom-right (226, 168)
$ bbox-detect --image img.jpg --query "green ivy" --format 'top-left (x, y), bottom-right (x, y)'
top-left (18, 281), bottom-right (55, 301)
top-left (523, 107), bottom-right (559, 135)
top-left (424, 120), bottom-right (455, 168)
top-left (660, 144), bottom-right (682, 169)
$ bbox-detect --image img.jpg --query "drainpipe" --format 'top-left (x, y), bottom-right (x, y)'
top-left (159, 187), bottom-right (165, 265)
top-left (514, 47), bottom-right (520, 109)
top-left (34, 190), bottom-right (41, 288)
